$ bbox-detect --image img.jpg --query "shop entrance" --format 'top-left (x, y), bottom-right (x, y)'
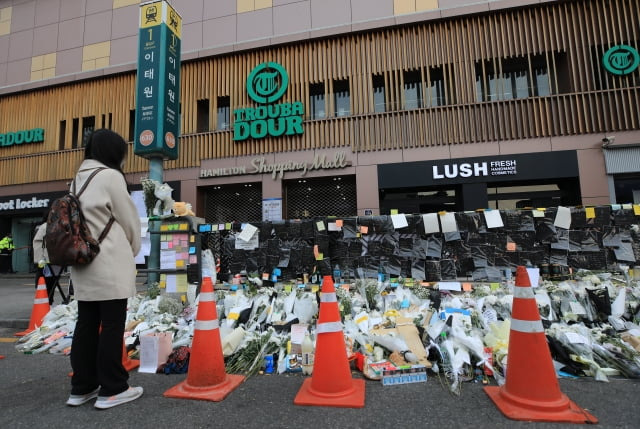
top-left (284, 175), bottom-right (357, 218)
top-left (204, 183), bottom-right (262, 223)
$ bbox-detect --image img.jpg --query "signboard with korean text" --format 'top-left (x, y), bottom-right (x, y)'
top-left (134, 1), bottom-right (182, 160)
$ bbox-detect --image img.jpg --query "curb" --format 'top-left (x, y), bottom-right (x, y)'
top-left (0, 319), bottom-right (29, 329)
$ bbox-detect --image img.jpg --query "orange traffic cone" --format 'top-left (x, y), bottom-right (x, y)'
top-left (164, 277), bottom-right (245, 401)
top-left (484, 266), bottom-right (598, 423)
top-left (122, 340), bottom-right (139, 371)
top-left (294, 275), bottom-right (365, 408)
top-left (15, 277), bottom-right (50, 337)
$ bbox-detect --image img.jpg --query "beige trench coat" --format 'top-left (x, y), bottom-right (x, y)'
top-left (70, 160), bottom-right (141, 301)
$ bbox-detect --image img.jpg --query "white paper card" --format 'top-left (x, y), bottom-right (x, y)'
top-left (139, 217), bottom-right (149, 237)
top-left (160, 251), bottom-right (176, 269)
top-left (165, 274), bottom-right (177, 293)
top-left (138, 335), bottom-right (160, 373)
top-left (316, 220), bottom-right (325, 231)
top-left (390, 214), bottom-right (408, 229)
top-left (565, 332), bottom-right (589, 345)
top-left (422, 213), bottom-right (440, 234)
top-left (238, 223), bottom-right (258, 242)
top-left (554, 206), bottom-right (572, 229)
top-left (532, 209), bottom-right (545, 218)
top-left (482, 308), bottom-right (498, 326)
top-left (440, 212), bottom-right (458, 233)
top-left (526, 267), bottom-right (540, 288)
top-left (290, 324), bottom-right (308, 344)
top-left (235, 232), bottom-right (259, 250)
top-left (483, 210), bottom-right (504, 228)
top-left (438, 281), bottom-right (462, 291)
top-left (328, 222), bottom-right (342, 231)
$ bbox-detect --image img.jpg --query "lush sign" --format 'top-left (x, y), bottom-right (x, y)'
top-left (0, 128), bottom-right (44, 147)
top-left (234, 62), bottom-right (304, 141)
top-left (603, 45), bottom-right (640, 76)
top-left (134, 1), bottom-right (182, 160)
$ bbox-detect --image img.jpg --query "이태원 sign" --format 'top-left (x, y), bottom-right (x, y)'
top-left (134, 1), bottom-right (182, 160)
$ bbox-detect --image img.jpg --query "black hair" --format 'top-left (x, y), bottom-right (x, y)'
top-left (84, 128), bottom-right (130, 191)
top-left (84, 129), bottom-right (128, 172)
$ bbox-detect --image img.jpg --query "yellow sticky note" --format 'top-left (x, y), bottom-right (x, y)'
top-left (311, 285), bottom-right (319, 293)
top-left (360, 225), bottom-right (369, 234)
top-left (390, 209), bottom-right (399, 215)
top-left (506, 242), bottom-right (516, 251)
top-left (179, 223), bottom-right (188, 231)
top-left (634, 204), bottom-right (640, 216)
top-left (462, 283), bottom-right (472, 292)
top-left (160, 225), bottom-right (169, 231)
top-left (228, 312), bottom-right (239, 320)
top-left (336, 219), bottom-right (343, 227)
top-left (190, 235), bottom-right (195, 242)
top-left (225, 223), bottom-right (232, 230)
top-left (284, 284), bottom-right (292, 292)
top-left (176, 275), bottom-right (188, 292)
top-left (490, 283), bottom-right (500, 291)
top-left (176, 259), bottom-right (185, 268)
top-left (316, 252), bottom-right (324, 261)
top-left (585, 207), bottom-right (596, 219)
top-left (180, 295), bottom-right (186, 304)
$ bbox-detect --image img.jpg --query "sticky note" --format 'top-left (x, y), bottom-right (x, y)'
top-left (179, 223), bottom-right (188, 231)
top-left (311, 285), bottom-right (319, 293)
top-left (273, 268), bottom-right (282, 276)
top-left (532, 209), bottom-right (545, 217)
top-left (585, 207), bottom-right (596, 219)
top-left (490, 283), bottom-right (500, 291)
top-left (390, 209), bottom-right (399, 215)
top-left (634, 204), bottom-right (640, 215)
top-left (189, 246), bottom-right (196, 254)
top-left (228, 312), bottom-right (239, 320)
top-left (341, 284), bottom-right (350, 291)
top-left (190, 235), bottom-right (195, 242)
top-left (316, 220), bottom-right (326, 231)
top-left (316, 252), bottom-right (324, 261)
top-left (360, 226), bottom-right (369, 234)
top-left (462, 283), bottom-right (472, 292)
top-left (336, 219), bottom-right (343, 227)
top-left (176, 260), bottom-right (185, 268)
top-left (262, 273), bottom-right (269, 280)
top-left (284, 284), bottom-right (292, 292)
top-left (225, 223), bottom-right (232, 230)
top-left (506, 242), bottom-right (516, 251)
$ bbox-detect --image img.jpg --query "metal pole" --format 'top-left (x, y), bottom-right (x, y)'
top-left (147, 157), bottom-right (164, 286)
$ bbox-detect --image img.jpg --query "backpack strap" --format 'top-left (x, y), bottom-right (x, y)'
top-left (72, 167), bottom-right (107, 198)
top-left (72, 167), bottom-right (114, 244)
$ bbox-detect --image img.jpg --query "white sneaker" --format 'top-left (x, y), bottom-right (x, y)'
top-left (94, 386), bottom-right (143, 409)
top-left (66, 387), bottom-right (99, 406)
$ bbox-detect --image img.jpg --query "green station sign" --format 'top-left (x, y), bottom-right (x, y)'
top-left (0, 128), bottom-right (44, 147)
top-left (134, 1), bottom-right (182, 160)
top-left (234, 62), bottom-right (304, 141)
top-left (603, 44), bottom-right (640, 76)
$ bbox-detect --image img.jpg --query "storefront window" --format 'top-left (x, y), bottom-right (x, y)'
top-left (487, 181), bottom-right (580, 210)
top-left (333, 79), bottom-right (350, 117)
top-left (403, 69), bottom-right (422, 109)
top-left (309, 83), bottom-right (326, 119)
top-left (197, 99), bottom-right (210, 132)
top-left (427, 66), bottom-right (446, 107)
top-left (285, 176), bottom-right (356, 218)
top-left (216, 96), bottom-right (230, 131)
top-left (372, 74), bottom-right (386, 112)
top-left (204, 183), bottom-right (262, 223)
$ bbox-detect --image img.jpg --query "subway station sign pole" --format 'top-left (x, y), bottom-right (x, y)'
top-left (134, 1), bottom-right (182, 286)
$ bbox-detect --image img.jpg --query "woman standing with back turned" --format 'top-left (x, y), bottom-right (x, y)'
top-left (65, 129), bottom-right (143, 410)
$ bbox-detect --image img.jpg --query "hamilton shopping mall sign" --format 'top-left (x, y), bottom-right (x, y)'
top-left (234, 62), bottom-right (304, 141)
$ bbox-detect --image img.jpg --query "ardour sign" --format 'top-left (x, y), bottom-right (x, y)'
top-left (0, 128), bottom-right (44, 147)
top-left (233, 62), bottom-right (304, 141)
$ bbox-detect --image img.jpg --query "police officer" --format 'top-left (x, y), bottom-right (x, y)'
top-left (0, 232), bottom-right (15, 273)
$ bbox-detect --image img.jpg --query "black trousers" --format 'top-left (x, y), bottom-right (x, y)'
top-left (70, 299), bottom-right (129, 397)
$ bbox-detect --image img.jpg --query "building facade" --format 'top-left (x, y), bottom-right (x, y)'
top-left (1, 0), bottom-right (639, 272)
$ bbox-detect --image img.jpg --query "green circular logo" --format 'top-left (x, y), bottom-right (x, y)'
top-left (247, 62), bottom-right (289, 104)
top-left (603, 44), bottom-right (640, 76)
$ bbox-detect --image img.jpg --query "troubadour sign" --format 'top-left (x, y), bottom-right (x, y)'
top-left (233, 62), bottom-right (305, 141)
